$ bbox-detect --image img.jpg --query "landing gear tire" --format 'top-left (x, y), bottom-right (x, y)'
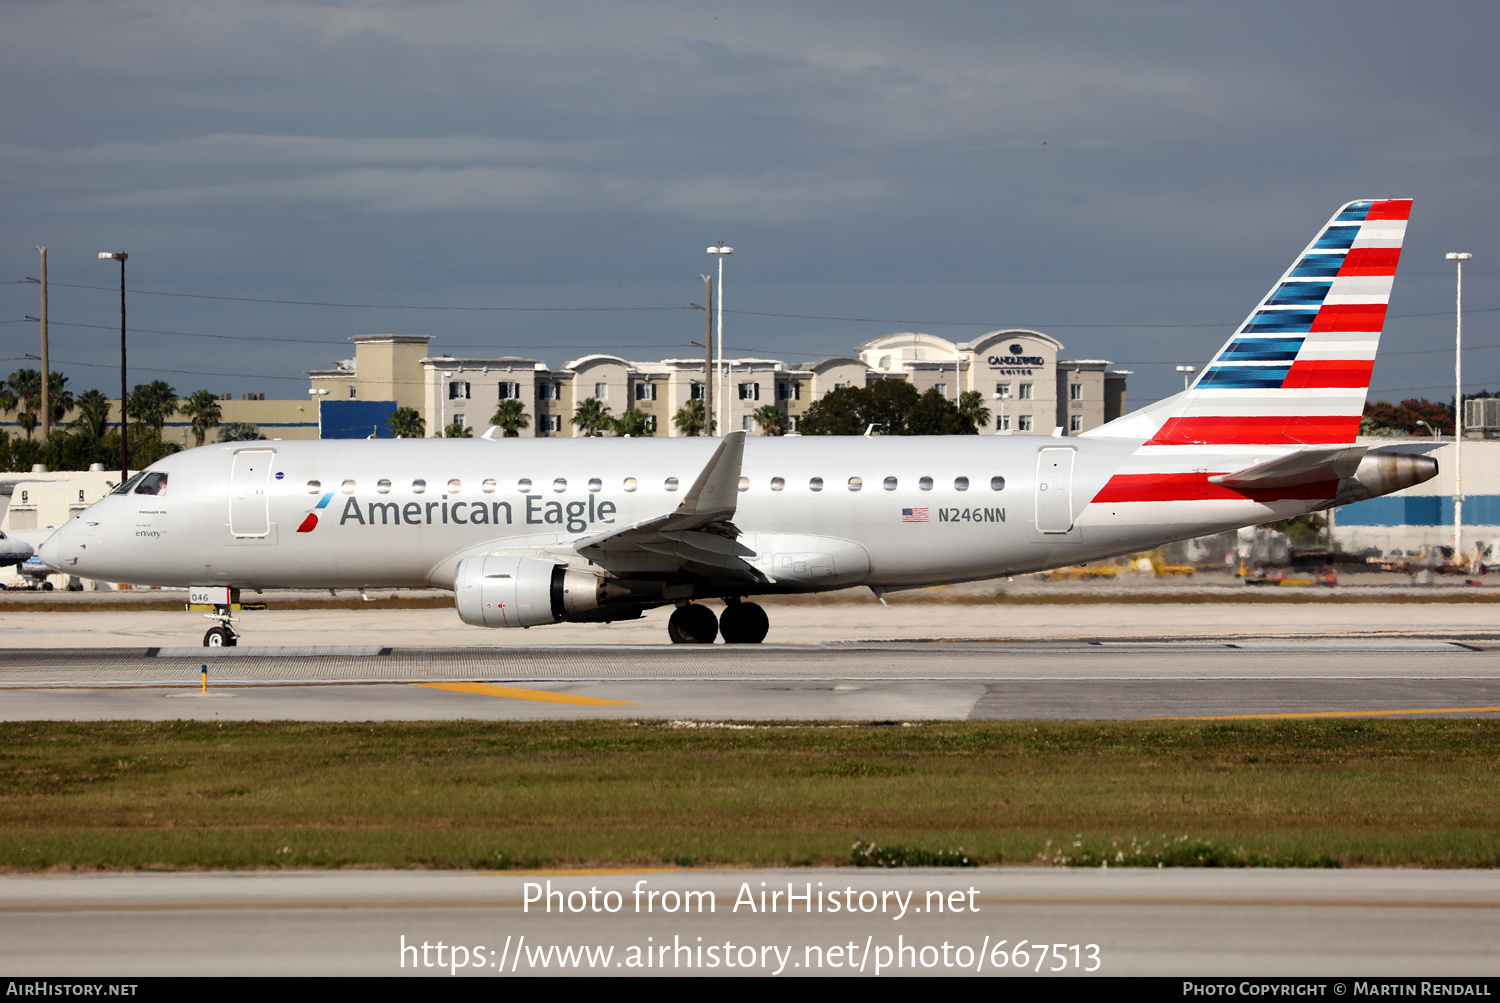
top-left (203, 626), bottom-right (237, 648)
top-left (667, 603), bottom-right (718, 644)
top-left (719, 601), bottom-right (769, 644)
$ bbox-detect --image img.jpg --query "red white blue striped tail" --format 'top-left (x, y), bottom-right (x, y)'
top-left (1089, 199), bottom-right (1411, 446)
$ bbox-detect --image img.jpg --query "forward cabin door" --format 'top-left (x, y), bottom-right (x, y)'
top-left (229, 449), bottom-right (274, 537)
top-left (1034, 447), bottom-right (1076, 534)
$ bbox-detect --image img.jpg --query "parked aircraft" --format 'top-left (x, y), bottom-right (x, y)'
top-left (38, 199), bottom-right (1436, 646)
top-left (0, 531), bottom-right (33, 569)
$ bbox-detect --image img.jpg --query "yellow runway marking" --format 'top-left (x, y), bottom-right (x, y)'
top-left (1146, 706), bottom-right (1500, 722)
top-left (414, 681), bottom-right (637, 706)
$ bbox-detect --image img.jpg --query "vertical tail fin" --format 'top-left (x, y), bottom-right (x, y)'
top-left (1088, 199), bottom-right (1411, 445)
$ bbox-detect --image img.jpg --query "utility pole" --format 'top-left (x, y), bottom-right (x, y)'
top-left (99, 252), bottom-right (128, 482)
top-left (38, 247), bottom-right (48, 439)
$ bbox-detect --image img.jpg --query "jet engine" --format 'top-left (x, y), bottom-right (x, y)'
top-left (1329, 450), bottom-right (1439, 507)
top-left (454, 554), bottom-right (612, 628)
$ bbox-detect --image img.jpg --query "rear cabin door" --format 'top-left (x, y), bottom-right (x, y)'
top-left (229, 449), bottom-right (274, 537)
top-left (1034, 447), bottom-right (1076, 534)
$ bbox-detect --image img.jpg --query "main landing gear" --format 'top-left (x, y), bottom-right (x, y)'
top-left (667, 599), bottom-right (770, 645)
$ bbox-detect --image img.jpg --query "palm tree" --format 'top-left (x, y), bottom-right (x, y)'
top-left (752, 404), bottom-right (789, 436)
top-left (443, 419), bottom-right (473, 438)
top-left (673, 399), bottom-right (706, 436)
top-left (127, 380), bottom-right (178, 438)
top-left (387, 407), bottom-right (426, 439)
top-left (5, 369), bottom-right (41, 439)
top-left (613, 408), bottom-right (654, 437)
top-left (957, 391), bottom-right (991, 431)
top-left (217, 422), bottom-right (266, 442)
top-left (182, 390), bottom-right (223, 447)
top-left (69, 389), bottom-right (113, 440)
top-left (489, 399), bottom-right (530, 437)
top-left (0, 386), bottom-right (16, 432)
top-left (42, 373), bottom-right (72, 431)
top-left (571, 397), bottom-right (613, 437)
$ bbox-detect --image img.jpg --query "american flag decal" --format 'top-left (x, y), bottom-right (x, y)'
top-left (902, 508), bottom-right (928, 523)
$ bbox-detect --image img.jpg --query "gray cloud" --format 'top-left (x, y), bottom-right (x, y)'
top-left (1, 1), bottom-right (1497, 406)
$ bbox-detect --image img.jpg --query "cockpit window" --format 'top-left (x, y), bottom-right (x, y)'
top-left (112, 472), bottom-right (147, 495)
top-left (134, 472), bottom-right (168, 496)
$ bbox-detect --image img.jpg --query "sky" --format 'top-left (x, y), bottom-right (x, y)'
top-left (1, 1), bottom-right (1497, 411)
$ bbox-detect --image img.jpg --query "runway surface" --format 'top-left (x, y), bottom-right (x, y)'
top-left (3, 637), bottom-right (1500, 721)
top-left (5, 607), bottom-right (1499, 979)
top-left (3, 868), bottom-right (1498, 976)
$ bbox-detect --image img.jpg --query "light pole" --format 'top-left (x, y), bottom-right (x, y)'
top-left (98, 252), bottom-right (128, 483)
top-left (1176, 365), bottom-right (1196, 390)
top-left (1447, 252), bottom-right (1472, 566)
top-left (992, 385), bottom-right (1011, 434)
top-left (706, 243), bottom-right (733, 435)
top-left (1415, 420), bottom-right (1440, 442)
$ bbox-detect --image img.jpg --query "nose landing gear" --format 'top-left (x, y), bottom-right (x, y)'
top-left (666, 599), bottom-right (769, 644)
top-left (202, 606), bottom-right (239, 648)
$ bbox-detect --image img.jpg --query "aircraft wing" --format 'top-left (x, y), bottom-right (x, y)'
top-left (1208, 445), bottom-right (1368, 491)
top-left (573, 431), bottom-right (764, 580)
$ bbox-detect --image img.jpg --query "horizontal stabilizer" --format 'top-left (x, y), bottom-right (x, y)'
top-left (1207, 445), bottom-right (1366, 491)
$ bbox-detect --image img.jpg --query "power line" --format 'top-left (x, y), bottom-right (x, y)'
top-left (11, 318), bottom-right (847, 358)
top-left (24, 278), bottom-right (1500, 329)
top-left (40, 281), bottom-right (693, 313)
top-left (0, 356), bottom-right (305, 382)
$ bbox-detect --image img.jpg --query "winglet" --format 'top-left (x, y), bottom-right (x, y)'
top-left (673, 430), bottom-right (745, 526)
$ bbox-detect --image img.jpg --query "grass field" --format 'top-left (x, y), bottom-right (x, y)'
top-left (1, 718), bottom-right (1497, 871)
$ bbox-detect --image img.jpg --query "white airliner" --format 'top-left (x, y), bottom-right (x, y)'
top-left (39, 199), bottom-right (1436, 646)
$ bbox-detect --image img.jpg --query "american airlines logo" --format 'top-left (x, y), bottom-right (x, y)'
top-left (308, 494), bottom-right (620, 534)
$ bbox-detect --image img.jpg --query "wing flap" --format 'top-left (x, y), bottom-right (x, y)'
top-left (574, 432), bottom-right (755, 577)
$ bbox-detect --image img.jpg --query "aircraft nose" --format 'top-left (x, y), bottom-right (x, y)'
top-left (36, 527), bottom-right (63, 571)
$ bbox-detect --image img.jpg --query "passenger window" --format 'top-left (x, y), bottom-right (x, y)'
top-left (340, 479), bottom-right (356, 494)
top-left (447, 479), bottom-right (462, 493)
top-left (517, 478), bottom-right (532, 492)
top-left (306, 480), bottom-right (322, 494)
top-left (883, 477), bottom-right (897, 491)
top-left (623, 477), bottom-right (638, 492)
top-left (588, 478), bottom-right (602, 493)
top-left (135, 472), bottom-right (168, 496)
top-left (481, 479), bottom-right (496, 493)
top-left (664, 477), bottom-right (680, 492)
top-left (412, 479), bottom-right (426, 494)
top-left (553, 478), bottom-right (567, 492)
top-left (990, 476), bottom-right (1005, 491)
top-left (377, 479), bottom-right (392, 494)
top-left (918, 477), bottom-right (933, 491)
top-left (738, 476), bottom-right (749, 492)
top-left (809, 477), bottom-right (824, 492)
top-left (848, 477), bottom-right (862, 492)
top-left (954, 477), bottom-right (969, 491)
top-left (770, 477), bottom-right (785, 491)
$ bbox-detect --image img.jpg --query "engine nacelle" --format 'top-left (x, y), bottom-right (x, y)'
top-left (454, 554), bottom-right (608, 628)
top-left (1329, 450), bottom-right (1439, 507)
